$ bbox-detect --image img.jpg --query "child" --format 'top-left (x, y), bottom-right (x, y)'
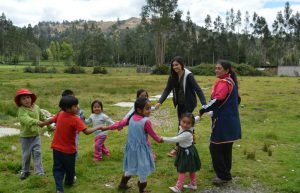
top-left (101, 97), bottom-right (163, 193)
top-left (124, 88), bottom-right (157, 161)
top-left (38, 95), bottom-right (102, 193)
top-left (14, 88), bottom-right (46, 180)
top-left (162, 113), bottom-right (201, 193)
top-left (85, 100), bottom-right (114, 161)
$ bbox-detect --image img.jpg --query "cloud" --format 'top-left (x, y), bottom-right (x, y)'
top-left (0, 0), bottom-right (299, 28)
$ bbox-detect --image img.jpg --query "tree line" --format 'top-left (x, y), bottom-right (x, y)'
top-left (0, 1), bottom-right (299, 67)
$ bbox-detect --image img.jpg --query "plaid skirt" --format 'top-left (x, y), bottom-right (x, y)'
top-left (174, 145), bottom-right (201, 173)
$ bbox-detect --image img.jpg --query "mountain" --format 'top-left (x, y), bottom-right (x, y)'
top-left (36, 17), bottom-right (141, 35)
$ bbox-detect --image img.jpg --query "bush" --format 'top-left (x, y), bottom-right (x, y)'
top-left (93, 66), bottom-right (108, 74)
top-left (47, 67), bottom-right (58, 73)
top-left (190, 63), bottom-right (266, 76)
top-left (64, 65), bottom-right (85, 74)
top-left (23, 66), bottom-right (48, 73)
top-left (151, 64), bottom-right (169, 75)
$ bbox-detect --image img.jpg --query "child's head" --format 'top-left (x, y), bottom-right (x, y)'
top-left (59, 95), bottom-right (79, 114)
top-left (180, 113), bottom-right (195, 130)
top-left (134, 97), bottom-right (151, 117)
top-left (14, 88), bottom-right (37, 107)
top-left (61, 89), bottom-right (74, 97)
top-left (136, 89), bottom-right (149, 99)
top-left (91, 100), bottom-right (103, 114)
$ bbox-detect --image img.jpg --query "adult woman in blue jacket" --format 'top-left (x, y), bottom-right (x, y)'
top-left (199, 60), bottom-right (241, 185)
top-left (155, 56), bottom-right (207, 156)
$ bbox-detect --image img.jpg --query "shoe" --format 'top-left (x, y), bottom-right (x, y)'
top-left (183, 183), bottom-right (197, 190)
top-left (169, 186), bottom-right (181, 193)
top-left (20, 172), bottom-right (30, 180)
top-left (73, 176), bottom-right (77, 183)
top-left (212, 176), bottom-right (230, 186)
top-left (167, 149), bottom-right (177, 157)
top-left (56, 191), bottom-right (63, 193)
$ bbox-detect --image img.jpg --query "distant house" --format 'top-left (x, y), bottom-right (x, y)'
top-left (278, 66), bottom-right (300, 77)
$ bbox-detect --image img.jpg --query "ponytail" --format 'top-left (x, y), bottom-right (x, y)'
top-left (217, 59), bottom-right (238, 87)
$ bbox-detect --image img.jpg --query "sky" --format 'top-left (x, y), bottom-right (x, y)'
top-left (1, 0), bottom-right (300, 29)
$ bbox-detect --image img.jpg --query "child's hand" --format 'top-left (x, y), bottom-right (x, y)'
top-left (100, 126), bottom-right (109, 131)
top-left (37, 121), bottom-right (44, 127)
top-left (159, 138), bottom-right (164, 143)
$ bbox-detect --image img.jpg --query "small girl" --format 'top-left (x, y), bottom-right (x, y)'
top-left (124, 88), bottom-right (157, 160)
top-left (85, 100), bottom-right (114, 161)
top-left (162, 113), bottom-right (201, 193)
top-left (14, 88), bottom-right (46, 180)
top-left (101, 97), bottom-right (163, 193)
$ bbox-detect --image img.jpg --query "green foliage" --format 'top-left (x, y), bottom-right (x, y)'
top-left (92, 66), bottom-right (108, 74)
top-left (151, 65), bottom-right (169, 74)
top-left (190, 63), bottom-right (266, 76)
top-left (23, 66), bottom-right (48, 73)
top-left (64, 65), bottom-right (85, 74)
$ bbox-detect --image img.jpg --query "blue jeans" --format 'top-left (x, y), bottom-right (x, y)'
top-left (53, 150), bottom-right (76, 192)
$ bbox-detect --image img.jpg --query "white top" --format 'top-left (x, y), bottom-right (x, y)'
top-left (162, 126), bottom-right (194, 148)
top-left (85, 113), bottom-right (114, 136)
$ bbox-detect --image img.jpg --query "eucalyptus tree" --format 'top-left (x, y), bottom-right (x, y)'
top-left (141, 0), bottom-right (182, 66)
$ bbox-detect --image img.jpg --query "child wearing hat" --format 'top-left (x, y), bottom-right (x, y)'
top-left (14, 88), bottom-right (47, 180)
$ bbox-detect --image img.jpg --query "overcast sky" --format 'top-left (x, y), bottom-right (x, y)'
top-left (1, 0), bottom-right (300, 28)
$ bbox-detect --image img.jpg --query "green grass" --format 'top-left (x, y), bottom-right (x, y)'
top-left (0, 65), bottom-right (299, 193)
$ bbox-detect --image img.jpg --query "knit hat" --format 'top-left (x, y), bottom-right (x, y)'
top-left (14, 88), bottom-right (37, 107)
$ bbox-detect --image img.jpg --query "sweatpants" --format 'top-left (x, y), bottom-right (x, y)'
top-left (209, 142), bottom-right (233, 181)
top-left (20, 136), bottom-right (44, 174)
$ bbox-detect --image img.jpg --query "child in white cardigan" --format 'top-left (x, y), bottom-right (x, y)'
top-left (162, 113), bottom-right (201, 193)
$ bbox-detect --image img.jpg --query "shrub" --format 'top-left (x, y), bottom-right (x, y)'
top-left (93, 66), bottom-right (108, 74)
top-left (190, 63), bottom-right (266, 76)
top-left (23, 66), bottom-right (48, 73)
top-left (64, 65), bottom-right (85, 74)
top-left (47, 67), bottom-right (58, 73)
top-left (151, 65), bottom-right (169, 75)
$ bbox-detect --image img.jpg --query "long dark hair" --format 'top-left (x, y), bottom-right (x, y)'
top-left (91, 100), bottom-right (103, 113)
top-left (217, 60), bottom-right (238, 88)
top-left (170, 56), bottom-right (185, 87)
top-left (126, 97), bottom-right (149, 125)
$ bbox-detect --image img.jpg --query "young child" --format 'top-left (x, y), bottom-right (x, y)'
top-left (38, 95), bottom-right (102, 193)
top-left (101, 97), bottom-right (163, 193)
top-left (61, 90), bottom-right (84, 157)
top-left (14, 88), bottom-right (46, 180)
top-left (124, 88), bottom-right (157, 161)
top-left (85, 100), bottom-right (114, 161)
top-left (162, 113), bottom-right (201, 193)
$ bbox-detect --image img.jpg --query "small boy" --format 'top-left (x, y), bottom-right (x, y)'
top-left (14, 88), bottom-right (46, 180)
top-left (39, 95), bottom-right (102, 193)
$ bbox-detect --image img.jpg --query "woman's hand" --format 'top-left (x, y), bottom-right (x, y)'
top-left (155, 103), bottom-right (161, 110)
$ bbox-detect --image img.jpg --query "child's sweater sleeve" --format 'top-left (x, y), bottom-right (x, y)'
top-left (103, 114), bottom-right (114, 125)
top-left (18, 108), bottom-right (39, 126)
top-left (163, 132), bottom-right (190, 143)
top-left (108, 117), bottom-right (128, 130)
top-left (144, 120), bottom-right (162, 142)
top-left (85, 115), bottom-right (92, 124)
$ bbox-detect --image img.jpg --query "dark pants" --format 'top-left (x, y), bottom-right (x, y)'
top-left (209, 142), bottom-right (233, 181)
top-left (53, 150), bottom-right (76, 192)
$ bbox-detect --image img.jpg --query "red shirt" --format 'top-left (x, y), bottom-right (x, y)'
top-left (211, 74), bottom-right (234, 100)
top-left (51, 111), bottom-right (86, 154)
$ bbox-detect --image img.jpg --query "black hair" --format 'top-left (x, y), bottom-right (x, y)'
top-left (180, 112), bottom-right (195, 127)
top-left (91, 100), bottom-right (103, 113)
top-left (59, 95), bottom-right (79, 111)
top-left (217, 60), bottom-right (238, 88)
top-left (126, 97), bottom-right (150, 125)
top-left (170, 56), bottom-right (185, 87)
top-left (136, 89), bottom-right (149, 99)
top-left (61, 89), bottom-right (74, 97)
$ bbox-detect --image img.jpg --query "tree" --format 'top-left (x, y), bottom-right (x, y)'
top-left (141, 0), bottom-right (182, 66)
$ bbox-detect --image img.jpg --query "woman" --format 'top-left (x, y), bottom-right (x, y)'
top-left (155, 56), bottom-right (207, 156)
top-left (199, 60), bottom-right (241, 185)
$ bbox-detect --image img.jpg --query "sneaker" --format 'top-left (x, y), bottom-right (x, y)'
top-left (212, 176), bottom-right (230, 186)
top-left (183, 183), bottom-right (197, 190)
top-left (73, 176), bottom-right (77, 183)
top-left (56, 191), bottom-right (63, 193)
top-left (167, 149), bottom-right (177, 157)
top-left (169, 186), bottom-right (181, 193)
top-left (20, 172), bottom-right (30, 180)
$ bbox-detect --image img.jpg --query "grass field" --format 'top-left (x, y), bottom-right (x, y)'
top-left (0, 64), bottom-right (299, 193)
